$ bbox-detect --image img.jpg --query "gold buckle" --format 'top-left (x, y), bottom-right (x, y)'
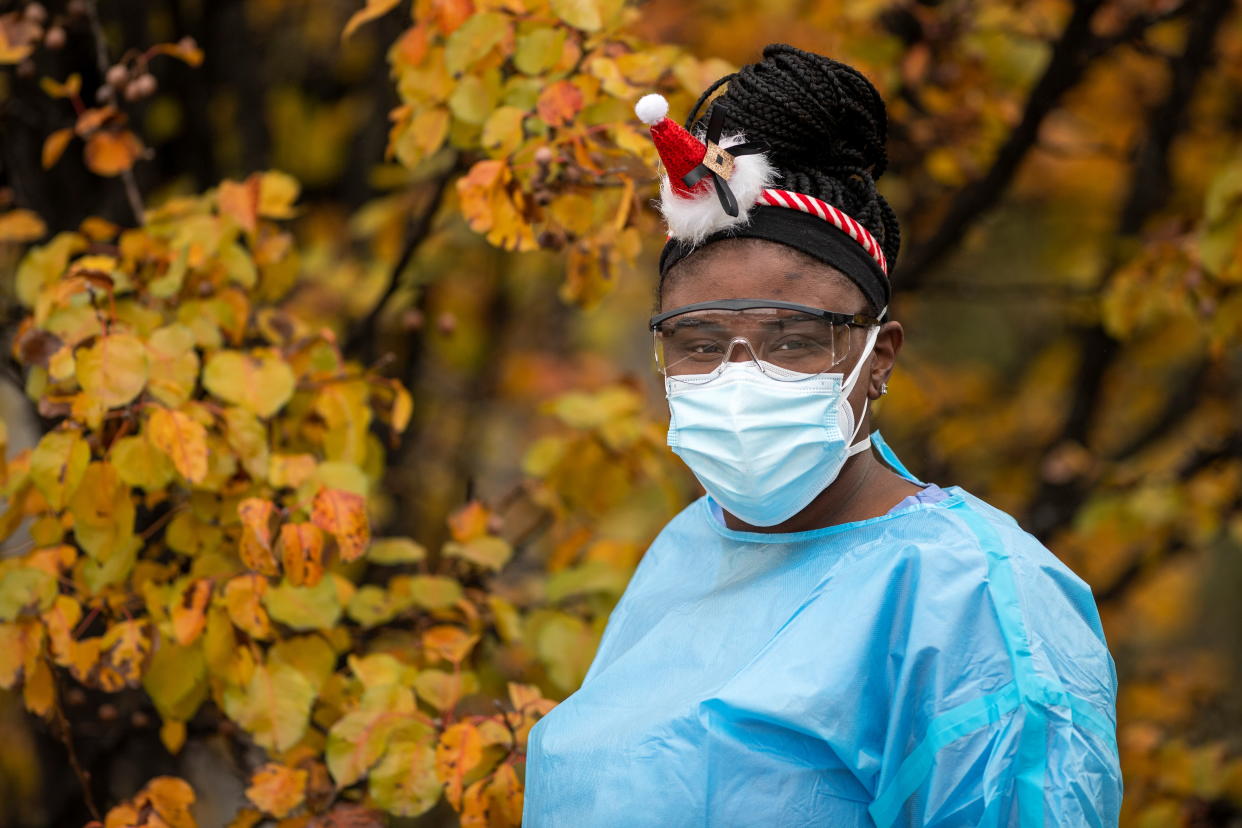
top-left (701, 141), bottom-right (735, 180)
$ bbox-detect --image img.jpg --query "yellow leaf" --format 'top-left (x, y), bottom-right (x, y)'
top-left (84, 130), bottom-right (144, 177)
top-left (488, 762), bottom-right (524, 823)
top-left (69, 461), bottom-right (136, 562)
top-left (269, 453), bottom-right (316, 489)
top-left (42, 128), bottom-right (74, 170)
top-left (141, 776), bottom-right (197, 828)
top-left (171, 579), bottom-right (212, 646)
top-left (76, 332), bottom-right (149, 408)
top-left (147, 407), bottom-right (209, 483)
top-left (436, 721), bottom-right (484, 809)
top-left (30, 428), bottom-right (90, 511)
top-left (246, 763), bottom-right (308, 819)
top-left (99, 619), bottom-right (152, 687)
top-left (311, 487), bottom-right (369, 562)
top-left (514, 27), bottom-right (566, 75)
top-left (551, 0), bottom-right (603, 31)
top-left (257, 171), bottom-right (300, 218)
top-left (202, 349), bottom-right (295, 418)
top-left (161, 719), bottom-right (188, 754)
top-left (0, 13), bottom-right (37, 64)
top-left (22, 654), bottom-right (54, 716)
top-left (443, 536), bottom-right (512, 571)
top-left (0, 209), bottom-right (47, 242)
top-left (278, 522), bottom-right (325, 587)
top-left (148, 40), bottom-right (205, 66)
top-left (224, 575), bottom-right (273, 640)
top-left (343, 0), bottom-right (401, 38)
top-left (481, 106), bottom-right (526, 158)
top-left (145, 324), bottom-right (200, 408)
top-left (238, 497), bottom-right (280, 576)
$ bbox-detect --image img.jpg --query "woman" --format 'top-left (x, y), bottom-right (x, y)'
top-left (523, 45), bottom-right (1122, 826)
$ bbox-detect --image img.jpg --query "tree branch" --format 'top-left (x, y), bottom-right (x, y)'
top-left (1026, 0), bottom-right (1237, 540)
top-left (344, 170), bottom-right (456, 362)
top-left (894, 0), bottom-right (1106, 288)
top-left (84, 0), bottom-right (145, 224)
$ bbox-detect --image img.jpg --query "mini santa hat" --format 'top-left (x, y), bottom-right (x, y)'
top-left (635, 93), bottom-right (776, 245)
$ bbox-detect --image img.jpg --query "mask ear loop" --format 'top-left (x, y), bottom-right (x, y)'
top-left (841, 312), bottom-right (885, 453)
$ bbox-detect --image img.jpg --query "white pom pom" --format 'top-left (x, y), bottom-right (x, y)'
top-left (635, 94), bottom-right (669, 126)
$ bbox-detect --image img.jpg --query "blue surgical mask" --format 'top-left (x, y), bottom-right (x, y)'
top-left (665, 326), bottom-right (879, 527)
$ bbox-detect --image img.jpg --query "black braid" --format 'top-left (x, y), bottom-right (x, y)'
top-left (686, 44), bottom-right (901, 269)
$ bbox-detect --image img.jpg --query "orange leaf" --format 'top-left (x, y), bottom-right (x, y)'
top-left (433, 0), bottom-right (476, 33)
top-left (223, 574), bottom-right (272, 640)
top-left (218, 176), bottom-right (261, 234)
top-left (149, 40), bottom-right (204, 67)
top-left (423, 625), bottom-right (478, 665)
top-left (448, 501), bottom-right (489, 543)
top-left (147, 407), bottom-right (208, 483)
top-left (278, 522), bottom-right (325, 587)
top-left (488, 763), bottom-right (523, 824)
top-left (311, 488), bottom-right (369, 562)
top-left (139, 776), bottom-right (196, 828)
top-left (435, 722), bottom-right (483, 809)
top-left (0, 209), bottom-right (47, 242)
top-left (536, 80), bottom-right (584, 128)
top-left (342, 0), bottom-right (401, 39)
top-left (238, 498), bottom-right (280, 576)
top-left (84, 130), bottom-right (143, 177)
top-left (245, 762), bottom-right (307, 818)
top-left (171, 580), bottom-right (212, 646)
top-left (42, 128), bottom-right (74, 169)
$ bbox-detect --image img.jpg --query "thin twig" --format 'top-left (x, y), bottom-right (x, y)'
top-left (51, 669), bottom-right (102, 822)
top-left (84, 0), bottom-right (145, 225)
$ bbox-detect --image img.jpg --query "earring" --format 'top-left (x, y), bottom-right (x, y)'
top-left (880, 382), bottom-right (888, 396)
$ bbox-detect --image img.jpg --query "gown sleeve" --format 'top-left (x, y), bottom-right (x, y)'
top-left (867, 498), bottom-right (1123, 827)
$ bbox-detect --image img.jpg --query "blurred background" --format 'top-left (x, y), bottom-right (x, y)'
top-left (1, 0), bottom-right (1241, 825)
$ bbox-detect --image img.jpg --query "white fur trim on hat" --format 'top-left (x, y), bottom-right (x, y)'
top-left (656, 133), bottom-right (777, 245)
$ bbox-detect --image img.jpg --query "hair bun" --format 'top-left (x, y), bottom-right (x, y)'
top-left (689, 43), bottom-right (899, 267)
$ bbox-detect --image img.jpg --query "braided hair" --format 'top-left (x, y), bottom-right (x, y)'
top-left (666, 45), bottom-right (901, 303)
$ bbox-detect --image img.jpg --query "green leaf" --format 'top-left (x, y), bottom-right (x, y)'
top-left (142, 638), bottom-right (208, 722)
top-left (444, 13), bottom-right (510, 75)
top-left (389, 575), bottom-right (463, 611)
top-left (0, 568), bottom-right (57, 620)
top-left (264, 575), bottom-right (343, 630)
top-left (221, 660), bottom-right (316, 752)
top-left (111, 434), bottom-right (176, 491)
top-left (368, 537), bottom-right (426, 565)
top-left (514, 27), bottom-right (566, 75)
top-left (442, 536), bottom-right (512, 571)
top-left (368, 729), bottom-right (441, 816)
top-left (202, 349), bottom-right (296, 418)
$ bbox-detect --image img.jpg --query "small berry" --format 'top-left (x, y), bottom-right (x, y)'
top-left (401, 308), bottom-right (424, 331)
top-left (95, 85), bottom-right (114, 103)
top-left (24, 3), bottom-right (48, 24)
top-left (105, 64), bottom-right (128, 88)
top-left (44, 26), bottom-right (66, 49)
top-left (17, 60), bottom-right (36, 79)
top-left (534, 146), bottom-right (554, 165)
top-left (437, 312), bottom-right (457, 336)
top-left (98, 703), bottom-right (118, 721)
top-left (67, 0), bottom-right (88, 17)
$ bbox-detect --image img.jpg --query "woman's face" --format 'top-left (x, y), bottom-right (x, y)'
top-left (659, 238), bottom-right (903, 410)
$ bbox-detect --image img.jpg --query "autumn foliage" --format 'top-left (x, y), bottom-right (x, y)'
top-left (1, 0), bottom-right (1241, 826)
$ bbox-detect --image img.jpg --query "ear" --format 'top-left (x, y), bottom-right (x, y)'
top-left (866, 320), bottom-right (903, 400)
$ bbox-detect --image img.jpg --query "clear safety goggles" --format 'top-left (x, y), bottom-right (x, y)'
top-left (649, 299), bottom-right (883, 384)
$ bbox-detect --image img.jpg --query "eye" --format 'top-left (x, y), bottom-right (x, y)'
top-left (688, 341), bottom-right (724, 356)
top-left (772, 338), bottom-right (813, 352)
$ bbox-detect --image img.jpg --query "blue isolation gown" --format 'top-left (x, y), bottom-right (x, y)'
top-left (523, 439), bottom-right (1122, 826)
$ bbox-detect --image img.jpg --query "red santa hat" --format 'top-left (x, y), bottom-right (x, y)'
top-left (635, 93), bottom-right (776, 245)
